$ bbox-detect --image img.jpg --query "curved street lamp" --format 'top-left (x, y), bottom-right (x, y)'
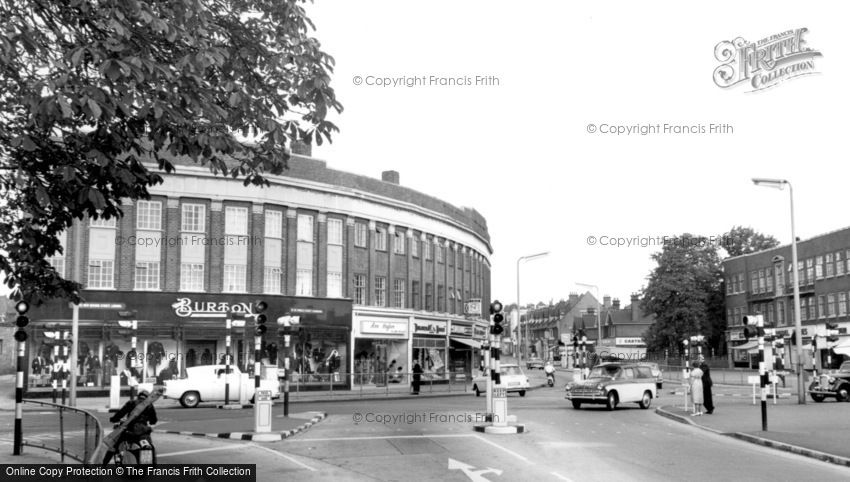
top-left (516, 251), bottom-right (550, 366)
top-left (752, 178), bottom-right (805, 404)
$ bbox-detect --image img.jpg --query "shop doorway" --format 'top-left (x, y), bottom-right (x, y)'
top-left (185, 341), bottom-right (217, 368)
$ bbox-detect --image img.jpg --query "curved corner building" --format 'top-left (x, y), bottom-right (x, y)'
top-left (27, 144), bottom-right (492, 393)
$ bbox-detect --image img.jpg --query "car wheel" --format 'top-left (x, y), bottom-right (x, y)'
top-left (639, 391), bottom-right (652, 409)
top-left (606, 392), bottom-right (618, 411)
top-left (518, 390), bottom-right (526, 397)
top-left (837, 386), bottom-right (850, 402)
top-left (810, 393), bottom-right (825, 403)
top-left (180, 391), bottom-right (200, 408)
top-left (571, 401), bottom-right (581, 409)
top-left (474, 385), bottom-right (480, 397)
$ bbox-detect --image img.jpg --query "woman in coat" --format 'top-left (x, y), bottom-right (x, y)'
top-left (689, 366), bottom-right (705, 416)
top-left (411, 361), bottom-right (423, 395)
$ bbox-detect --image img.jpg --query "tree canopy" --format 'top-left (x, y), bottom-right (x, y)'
top-left (722, 225), bottom-right (780, 258)
top-left (0, 0), bottom-right (342, 304)
top-left (642, 226), bottom-right (780, 355)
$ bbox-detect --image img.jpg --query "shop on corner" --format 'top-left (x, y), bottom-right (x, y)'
top-left (25, 291), bottom-right (353, 394)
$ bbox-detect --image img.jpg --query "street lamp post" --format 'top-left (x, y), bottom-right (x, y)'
top-left (752, 178), bottom-right (806, 404)
top-left (576, 283), bottom-right (601, 349)
top-left (516, 251), bottom-right (550, 367)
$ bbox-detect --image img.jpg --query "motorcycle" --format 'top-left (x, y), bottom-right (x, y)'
top-left (108, 425), bottom-right (156, 465)
top-left (546, 372), bottom-right (555, 387)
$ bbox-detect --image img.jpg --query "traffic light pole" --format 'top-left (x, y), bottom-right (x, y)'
top-left (254, 335), bottom-right (261, 390)
top-left (757, 316), bottom-right (768, 431)
top-left (225, 318), bottom-right (232, 405)
top-left (283, 333), bottom-right (290, 417)
top-left (13, 337), bottom-right (25, 455)
top-left (70, 303), bottom-right (79, 406)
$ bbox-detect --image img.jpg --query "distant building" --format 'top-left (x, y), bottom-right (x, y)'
top-left (595, 294), bottom-right (656, 362)
top-left (516, 292), bottom-right (598, 362)
top-left (722, 226), bottom-right (850, 370)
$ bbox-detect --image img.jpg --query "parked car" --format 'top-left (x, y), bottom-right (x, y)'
top-left (526, 357), bottom-right (544, 370)
top-left (162, 365), bottom-right (280, 408)
top-left (472, 364), bottom-right (530, 397)
top-left (808, 361), bottom-right (850, 402)
top-left (564, 362), bottom-right (656, 410)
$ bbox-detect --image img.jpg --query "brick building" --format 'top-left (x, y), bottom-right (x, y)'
top-left (723, 226), bottom-right (850, 370)
top-left (24, 145), bottom-right (492, 393)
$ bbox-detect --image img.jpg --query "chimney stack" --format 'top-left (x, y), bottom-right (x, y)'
top-left (631, 293), bottom-right (640, 322)
top-left (612, 298), bottom-right (621, 310)
top-left (568, 292), bottom-right (579, 305)
top-left (603, 295), bottom-right (611, 309)
top-left (382, 170), bottom-right (400, 185)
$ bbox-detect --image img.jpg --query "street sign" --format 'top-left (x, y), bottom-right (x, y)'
top-left (464, 299), bottom-right (482, 316)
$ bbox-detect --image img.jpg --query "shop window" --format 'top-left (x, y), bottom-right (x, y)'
top-left (412, 337), bottom-right (447, 380)
top-left (354, 338), bottom-right (409, 386)
top-left (290, 329), bottom-right (347, 386)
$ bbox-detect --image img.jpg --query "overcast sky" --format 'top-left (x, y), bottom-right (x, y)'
top-left (306, 0), bottom-right (849, 307)
top-left (4, 2), bottom-right (848, 307)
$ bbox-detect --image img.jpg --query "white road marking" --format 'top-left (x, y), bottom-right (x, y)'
top-left (551, 472), bottom-right (574, 481)
top-left (448, 458), bottom-right (503, 481)
top-left (290, 434), bottom-right (473, 442)
top-left (158, 445), bottom-right (248, 458)
top-left (247, 442), bottom-right (317, 472)
top-left (472, 435), bottom-right (531, 464)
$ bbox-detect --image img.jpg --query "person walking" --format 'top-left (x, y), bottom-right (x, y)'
top-left (411, 361), bottom-right (423, 395)
top-left (689, 365), bottom-right (704, 416)
top-left (700, 362), bottom-right (714, 414)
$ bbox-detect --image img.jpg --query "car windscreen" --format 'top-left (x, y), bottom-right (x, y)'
top-left (589, 365), bottom-right (621, 378)
top-left (502, 366), bottom-right (523, 376)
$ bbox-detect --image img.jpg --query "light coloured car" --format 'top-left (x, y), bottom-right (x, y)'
top-left (526, 357), bottom-right (544, 370)
top-left (565, 363), bottom-right (656, 410)
top-left (163, 365), bottom-right (280, 408)
top-left (472, 364), bottom-right (530, 397)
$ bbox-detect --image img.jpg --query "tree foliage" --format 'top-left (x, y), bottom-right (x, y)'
top-left (641, 234), bottom-right (724, 354)
top-left (723, 225), bottom-right (780, 258)
top-left (0, 0), bottom-right (342, 304)
top-left (642, 226), bottom-right (780, 355)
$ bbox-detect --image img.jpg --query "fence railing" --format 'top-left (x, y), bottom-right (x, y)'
top-left (19, 399), bottom-right (101, 463)
top-left (284, 371), bottom-right (472, 396)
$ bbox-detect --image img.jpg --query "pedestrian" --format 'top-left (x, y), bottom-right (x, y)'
top-left (700, 362), bottom-right (714, 415)
top-left (689, 365), bottom-right (704, 416)
top-left (411, 361), bottom-right (423, 395)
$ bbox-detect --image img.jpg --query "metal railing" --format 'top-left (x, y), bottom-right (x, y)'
top-left (19, 399), bottom-right (102, 463)
top-left (284, 371), bottom-right (471, 397)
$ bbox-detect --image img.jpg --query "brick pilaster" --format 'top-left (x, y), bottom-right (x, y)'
top-left (285, 209), bottom-right (297, 296)
top-left (209, 200), bottom-right (223, 293)
top-left (250, 203), bottom-right (264, 293)
top-left (164, 198), bottom-right (180, 292)
top-left (317, 212), bottom-right (327, 297)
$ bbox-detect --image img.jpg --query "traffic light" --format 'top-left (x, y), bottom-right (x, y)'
top-left (14, 300), bottom-right (30, 342)
top-left (253, 300), bottom-right (268, 336)
top-left (490, 300), bottom-right (504, 336)
top-left (825, 321), bottom-right (839, 343)
top-left (742, 315), bottom-right (765, 340)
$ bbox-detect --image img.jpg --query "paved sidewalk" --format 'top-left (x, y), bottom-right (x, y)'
top-left (656, 396), bottom-right (850, 467)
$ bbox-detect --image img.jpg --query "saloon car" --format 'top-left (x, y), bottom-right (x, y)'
top-left (161, 365), bottom-right (280, 408)
top-left (639, 362), bottom-right (664, 390)
top-left (565, 362), bottom-right (656, 410)
top-left (472, 364), bottom-right (530, 397)
top-left (808, 361), bottom-right (850, 403)
top-left (526, 357), bottom-right (545, 370)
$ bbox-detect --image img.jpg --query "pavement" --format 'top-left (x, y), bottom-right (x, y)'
top-left (656, 394), bottom-right (850, 468)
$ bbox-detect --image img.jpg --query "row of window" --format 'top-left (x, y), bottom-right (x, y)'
top-left (729, 291), bottom-right (850, 326)
top-left (351, 275), bottom-right (471, 311)
top-left (46, 201), bottom-right (486, 303)
top-left (726, 250), bottom-right (850, 296)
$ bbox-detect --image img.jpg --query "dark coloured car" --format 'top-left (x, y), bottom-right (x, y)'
top-left (526, 357), bottom-right (544, 370)
top-left (808, 361), bottom-right (850, 402)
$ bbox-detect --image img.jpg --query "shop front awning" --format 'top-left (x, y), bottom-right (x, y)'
top-left (451, 337), bottom-right (482, 349)
top-left (832, 338), bottom-right (850, 357)
top-left (731, 341), bottom-right (758, 351)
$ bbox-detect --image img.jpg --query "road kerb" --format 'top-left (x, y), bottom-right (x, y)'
top-left (655, 406), bottom-right (850, 468)
top-left (154, 412), bottom-right (327, 442)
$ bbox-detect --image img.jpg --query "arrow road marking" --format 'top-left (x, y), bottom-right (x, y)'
top-left (448, 458), bottom-right (503, 481)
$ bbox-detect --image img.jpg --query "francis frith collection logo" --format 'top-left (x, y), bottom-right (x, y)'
top-left (713, 28), bottom-right (822, 92)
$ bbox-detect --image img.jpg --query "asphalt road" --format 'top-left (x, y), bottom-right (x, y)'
top-left (3, 372), bottom-right (849, 480)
